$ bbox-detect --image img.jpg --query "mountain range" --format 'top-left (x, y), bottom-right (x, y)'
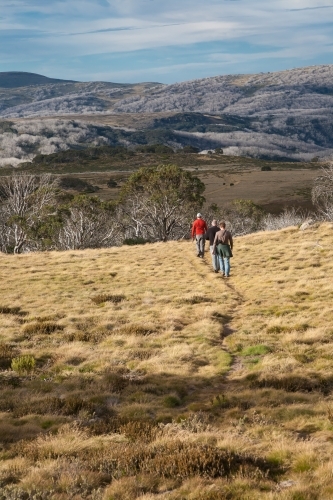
top-left (0, 66), bottom-right (333, 166)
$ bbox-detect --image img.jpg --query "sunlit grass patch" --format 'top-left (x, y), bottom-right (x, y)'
top-left (1, 224), bottom-right (333, 498)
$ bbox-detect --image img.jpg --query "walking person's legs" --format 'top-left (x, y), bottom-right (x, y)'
top-left (199, 235), bottom-right (205, 257)
top-left (217, 248), bottom-right (225, 275)
top-left (195, 235), bottom-right (201, 256)
top-left (224, 257), bottom-right (230, 277)
top-left (210, 245), bottom-right (219, 272)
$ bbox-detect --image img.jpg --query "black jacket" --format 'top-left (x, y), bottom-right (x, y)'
top-left (205, 226), bottom-right (220, 245)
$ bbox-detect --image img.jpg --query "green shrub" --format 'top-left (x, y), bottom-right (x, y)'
top-left (11, 355), bottom-right (36, 375)
top-left (261, 166), bottom-right (272, 171)
top-left (163, 395), bottom-right (181, 408)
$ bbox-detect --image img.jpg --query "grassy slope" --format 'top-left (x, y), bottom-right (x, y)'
top-left (0, 224), bottom-right (332, 499)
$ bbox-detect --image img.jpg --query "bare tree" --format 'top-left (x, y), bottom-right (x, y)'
top-left (0, 174), bottom-right (58, 253)
top-left (57, 196), bottom-right (121, 250)
top-left (312, 163), bottom-right (333, 221)
top-left (262, 207), bottom-right (307, 231)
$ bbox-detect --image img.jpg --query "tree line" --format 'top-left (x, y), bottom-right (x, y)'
top-left (0, 163), bottom-right (332, 254)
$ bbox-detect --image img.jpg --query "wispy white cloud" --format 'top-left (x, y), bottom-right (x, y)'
top-left (0, 0), bottom-right (332, 82)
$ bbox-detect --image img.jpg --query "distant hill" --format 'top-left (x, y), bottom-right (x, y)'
top-left (0, 72), bottom-right (76, 88)
top-left (1, 65), bottom-right (333, 163)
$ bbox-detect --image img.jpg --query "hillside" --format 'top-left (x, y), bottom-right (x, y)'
top-left (0, 223), bottom-right (333, 499)
top-left (0, 72), bottom-right (76, 89)
top-left (0, 65), bottom-right (333, 164)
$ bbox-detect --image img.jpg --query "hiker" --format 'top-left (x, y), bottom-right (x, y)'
top-left (212, 221), bottom-right (233, 277)
top-left (205, 219), bottom-right (220, 272)
top-left (191, 213), bottom-right (208, 258)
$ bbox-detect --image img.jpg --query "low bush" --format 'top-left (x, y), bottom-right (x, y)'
top-left (11, 355), bottom-right (36, 375)
top-left (119, 421), bottom-right (159, 442)
top-left (164, 395), bottom-right (181, 408)
top-left (88, 441), bottom-right (277, 480)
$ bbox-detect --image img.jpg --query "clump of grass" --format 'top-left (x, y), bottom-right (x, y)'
top-left (91, 294), bottom-right (125, 305)
top-left (241, 345), bottom-right (271, 356)
top-left (66, 327), bottom-right (110, 343)
top-left (117, 324), bottom-right (155, 336)
top-left (182, 294), bottom-right (212, 305)
top-left (14, 395), bottom-right (96, 417)
top-left (0, 343), bottom-right (19, 369)
top-left (11, 355), bottom-right (36, 375)
top-left (250, 373), bottom-right (333, 393)
top-left (0, 306), bottom-right (22, 315)
top-left (23, 321), bottom-right (63, 336)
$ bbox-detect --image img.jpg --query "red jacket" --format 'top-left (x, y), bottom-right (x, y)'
top-left (191, 218), bottom-right (207, 237)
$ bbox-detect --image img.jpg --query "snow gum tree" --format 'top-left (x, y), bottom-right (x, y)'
top-left (119, 164), bottom-right (205, 242)
top-left (0, 174), bottom-right (58, 253)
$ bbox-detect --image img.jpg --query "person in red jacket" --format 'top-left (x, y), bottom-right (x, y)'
top-left (191, 213), bottom-right (208, 258)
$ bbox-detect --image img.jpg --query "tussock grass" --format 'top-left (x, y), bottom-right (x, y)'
top-left (0, 224), bottom-right (333, 498)
top-left (91, 293), bottom-right (125, 305)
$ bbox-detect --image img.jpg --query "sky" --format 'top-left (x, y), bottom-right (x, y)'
top-left (0, 0), bottom-right (332, 84)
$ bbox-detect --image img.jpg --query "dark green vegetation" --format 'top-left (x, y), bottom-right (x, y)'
top-left (8, 144), bottom-right (316, 176)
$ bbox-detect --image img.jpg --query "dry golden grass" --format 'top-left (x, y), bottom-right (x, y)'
top-left (0, 224), bottom-right (333, 499)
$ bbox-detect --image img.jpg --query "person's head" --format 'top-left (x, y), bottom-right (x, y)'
top-left (197, 213), bottom-right (202, 219)
top-left (212, 219), bottom-right (217, 226)
top-left (219, 221), bottom-right (226, 229)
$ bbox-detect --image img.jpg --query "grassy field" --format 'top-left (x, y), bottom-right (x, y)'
top-left (0, 223), bottom-right (333, 499)
top-left (48, 166), bottom-right (318, 214)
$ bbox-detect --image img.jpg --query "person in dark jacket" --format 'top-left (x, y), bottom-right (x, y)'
top-left (206, 220), bottom-right (220, 272)
top-left (191, 213), bottom-right (208, 257)
top-left (212, 221), bottom-right (233, 277)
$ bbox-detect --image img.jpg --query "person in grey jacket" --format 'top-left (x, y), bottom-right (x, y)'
top-left (205, 220), bottom-right (220, 273)
top-left (212, 221), bottom-right (233, 277)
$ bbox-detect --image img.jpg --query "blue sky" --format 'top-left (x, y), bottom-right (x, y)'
top-left (0, 0), bottom-right (332, 83)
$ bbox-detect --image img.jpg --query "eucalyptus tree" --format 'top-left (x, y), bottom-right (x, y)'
top-left (118, 164), bottom-right (205, 242)
top-left (0, 174), bottom-right (58, 253)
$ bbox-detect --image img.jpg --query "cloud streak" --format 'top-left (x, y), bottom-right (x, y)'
top-left (0, 0), bottom-right (332, 82)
